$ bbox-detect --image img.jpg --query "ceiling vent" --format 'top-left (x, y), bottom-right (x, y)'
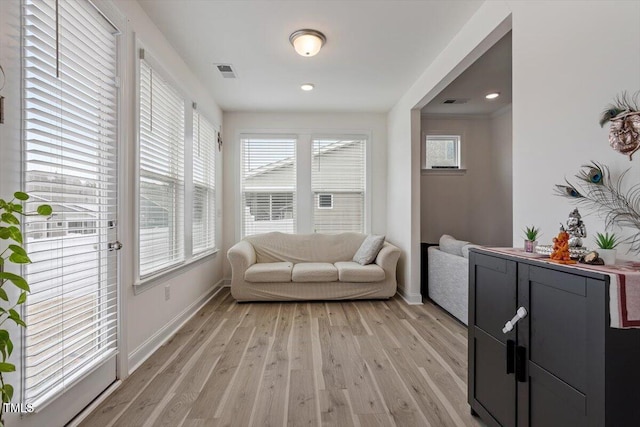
top-left (215, 64), bottom-right (237, 79)
top-left (443, 98), bottom-right (469, 104)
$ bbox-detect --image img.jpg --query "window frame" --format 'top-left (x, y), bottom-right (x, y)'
top-left (134, 40), bottom-right (220, 291)
top-left (235, 131), bottom-right (371, 239)
top-left (424, 134), bottom-right (461, 169)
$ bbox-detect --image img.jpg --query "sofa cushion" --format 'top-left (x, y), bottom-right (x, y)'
top-left (335, 261), bottom-right (385, 282)
top-left (353, 234), bottom-right (386, 265)
top-left (245, 262), bottom-right (293, 283)
top-left (439, 234), bottom-right (469, 257)
top-left (292, 262), bottom-right (338, 282)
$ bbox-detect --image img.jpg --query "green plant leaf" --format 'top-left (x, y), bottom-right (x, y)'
top-left (7, 226), bottom-right (22, 244)
top-left (4, 384), bottom-right (14, 401)
top-left (10, 204), bottom-right (23, 213)
top-left (8, 245), bottom-right (27, 256)
top-left (0, 343), bottom-right (6, 362)
top-left (0, 258), bottom-right (4, 266)
top-left (0, 272), bottom-right (29, 292)
top-left (0, 288), bottom-right (8, 302)
top-left (0, 213), bottom-right (19, 225)
top-left (8, 310), bottom-right (26, 328)
top-left (0, 362), bottom-right (16, 373)
top-left (5, 338), bottom-right (13, 358)
top-left (37, 204), bottom-right (53, 216)
top-left (9, 253), bottom-right (31, 264)
top-left (17, 292), bottom-right (27, 305)
top-left (13, 192), bottom-right (29, 201)
top-left (0, 330), bottom-right (10, 341)
top-left (0, 227), bottom-right (9, 240)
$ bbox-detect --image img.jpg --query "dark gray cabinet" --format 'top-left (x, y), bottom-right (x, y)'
top-left (468, 249), bottom-right (640, 427)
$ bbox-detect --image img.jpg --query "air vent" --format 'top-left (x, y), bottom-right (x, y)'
top-left (215, 63), bottom-right (237, 79)
top-left (443, 98), bottom-right (469, 104)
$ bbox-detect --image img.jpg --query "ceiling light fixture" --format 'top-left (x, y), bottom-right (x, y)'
top-left (485, 92), bottom-right (500, 100)
top-left (289, 29), bottom-right (326, 57)
top-left (301, 83), bottom-right (315, 91)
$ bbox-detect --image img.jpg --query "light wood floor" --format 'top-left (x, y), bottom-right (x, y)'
top-left (79, 288), bottom-right (481, 427)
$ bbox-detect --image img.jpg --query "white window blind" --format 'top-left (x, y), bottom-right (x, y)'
top-left (138, 52), bottom-right (185, 277)
top-left (192, 110), bottom-right (216, 254)
top-left (23, 0), bottom-right (119, 406)
top-left (312, 137), bottom-right (366, 233)
top-left (241, 136), bottom-right (296, 237)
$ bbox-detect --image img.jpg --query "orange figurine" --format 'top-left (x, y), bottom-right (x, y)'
top-left (550, 226), bottom-right (576, 264)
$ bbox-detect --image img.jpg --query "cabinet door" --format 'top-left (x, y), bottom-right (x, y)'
top-left (469, 252), bottom-right (517, 427)
top-left (517, 264), bottom-right (605, 427)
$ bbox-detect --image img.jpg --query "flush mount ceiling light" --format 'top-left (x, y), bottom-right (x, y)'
top-left (289, 29), bottom-right (326, 57)
top-left (300, 83), bottom-right (315, 91)
top-left (485, 92), bottom-right (500, 100)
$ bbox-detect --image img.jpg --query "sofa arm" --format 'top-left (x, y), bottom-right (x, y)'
top-left (227, 240), bottom-right (256, 277)
top-left (375, 242), bottom-right (401, 277)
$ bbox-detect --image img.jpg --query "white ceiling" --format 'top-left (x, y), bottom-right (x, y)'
top-left (421, 31), bottom-right (512, 115)
top-left (136, 0), bottom-right (484, 113)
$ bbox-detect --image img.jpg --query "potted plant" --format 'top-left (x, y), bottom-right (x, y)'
top-left (523, 225), bottom-right (541, 253)
top-left (0, 192), bottom-right (51, 425)
top-left (594, 232), bottom-right (619, 265)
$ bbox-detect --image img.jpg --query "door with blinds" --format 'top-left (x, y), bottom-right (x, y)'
top-left (21, 0), bottom-right (119, 425)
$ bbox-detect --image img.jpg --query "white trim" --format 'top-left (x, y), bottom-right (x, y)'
top-left (127, 280), bottom-right (225, 373)
top-left (398, 288), bottom-right (423, 305)
top-left (66, 380), bottom-right (122, 427)
top-left (421, 168), bottom-right (467, 176)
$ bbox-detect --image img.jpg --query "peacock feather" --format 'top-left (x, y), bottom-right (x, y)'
top-left (600, 91), bottom-right (640, 127)
top-left (555, 161), bottom-right (640, 253)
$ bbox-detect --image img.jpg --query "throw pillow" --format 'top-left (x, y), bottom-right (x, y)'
top-left (353, 235), bottom-right (385, 265)
top-left (439, 234), bottom-right (469, 257)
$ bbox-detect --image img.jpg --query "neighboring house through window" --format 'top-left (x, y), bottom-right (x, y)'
top-left (425, 134), bottom-right (460, 169)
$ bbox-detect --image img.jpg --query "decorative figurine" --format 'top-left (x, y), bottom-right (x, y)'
top-left (600, 92), bottom-right (640, 160)
top-left (566, 208), bottom-right (587, 247)
top-left (550, 226), bottom-right (576, 264)
top-left (579, 251), bottom-right (605, 265)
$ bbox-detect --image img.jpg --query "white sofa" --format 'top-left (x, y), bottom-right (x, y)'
top-left (227, 232), bottom-right (401, 302)
top-left (427, 234), bottom-right (480, 325)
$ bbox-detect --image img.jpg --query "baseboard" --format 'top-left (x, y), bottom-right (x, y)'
top-left (128, 279), bottom-right (225, 373)
top-left (222, 278), bottom-right (231, 287)
top-left (398, 288), bottom-right (423, 305)
top-left (67, 380), bottom-right (122, 427)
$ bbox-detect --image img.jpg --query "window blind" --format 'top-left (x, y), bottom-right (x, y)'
top-left (312, 137), bottom-right (366, 233)
top-left (23, 0), bottom-right (119, 406)
top-left (192, 110), bottom-right (216, 254)
top-left (138, 53), bottom-right (185, 277)
top-left (240, 136), bottom-right (296, 237)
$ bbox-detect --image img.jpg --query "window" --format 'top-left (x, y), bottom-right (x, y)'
top-left (240, 136), bottom-right (296, 237)
top-left (23, 0), bottom-right (119, 407)
top-left (318, 194), bottom-right (333, 209)
top-left (138, 52), bottom-right (185, 276)
top-left (192, 109), bottom-right (216, 254)
top-left (425, 135), bottom-right (460, 169)
top-left (312, 137), bottom-right (366, 233)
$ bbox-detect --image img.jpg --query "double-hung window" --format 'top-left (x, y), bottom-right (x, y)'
top-left (138, 52), bottom-right (185, 277)
top-left (312, 136), bottom-right (366, 233)
top-left (192, 109), bottom-right (217, 254)
top-left (240, 136), bottom-right (297, 237)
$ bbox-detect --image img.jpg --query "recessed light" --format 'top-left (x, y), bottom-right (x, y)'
top-left (301, 83), bottom-right (315, 91)
top-left (485, 92), bottom-right (500, 100)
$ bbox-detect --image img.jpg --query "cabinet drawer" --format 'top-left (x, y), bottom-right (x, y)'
top-left (472, 253), bottom-right (517, 343)
top-left (526, 266), bottom-right (592, 392)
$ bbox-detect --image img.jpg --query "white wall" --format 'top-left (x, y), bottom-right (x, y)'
top-left (490, 106), bottom-right (512, 245)
top-left (421, 111), bottom-right (512, 246)
top-left (111, 0), bottom-right (224, 371)
top-left (0, 0), bottom-right (225, 382)
top-left (222, 112), bottom-right (387, 278)
top-left (389, 0), bottom-right (640, 301)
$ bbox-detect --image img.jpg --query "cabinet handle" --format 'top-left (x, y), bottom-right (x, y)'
top-left (506, 339), bottom-right (515, 374)
top-left (502, 306), bottom-right (528, 334)
top-left (516, 345), bottom-right (527, 382)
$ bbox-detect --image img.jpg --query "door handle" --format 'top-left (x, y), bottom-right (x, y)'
top-left (506, 339), bottom-right (515, 374)
top-left (108, 241), bottom-right (123, 251)
top-left (502, 306), bottom-right (528, 334)
top-left (516, 345), bottom-right (527, 382)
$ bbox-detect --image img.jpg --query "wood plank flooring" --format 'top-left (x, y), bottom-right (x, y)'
top-left (79, 288), bottom-right (482, 427)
